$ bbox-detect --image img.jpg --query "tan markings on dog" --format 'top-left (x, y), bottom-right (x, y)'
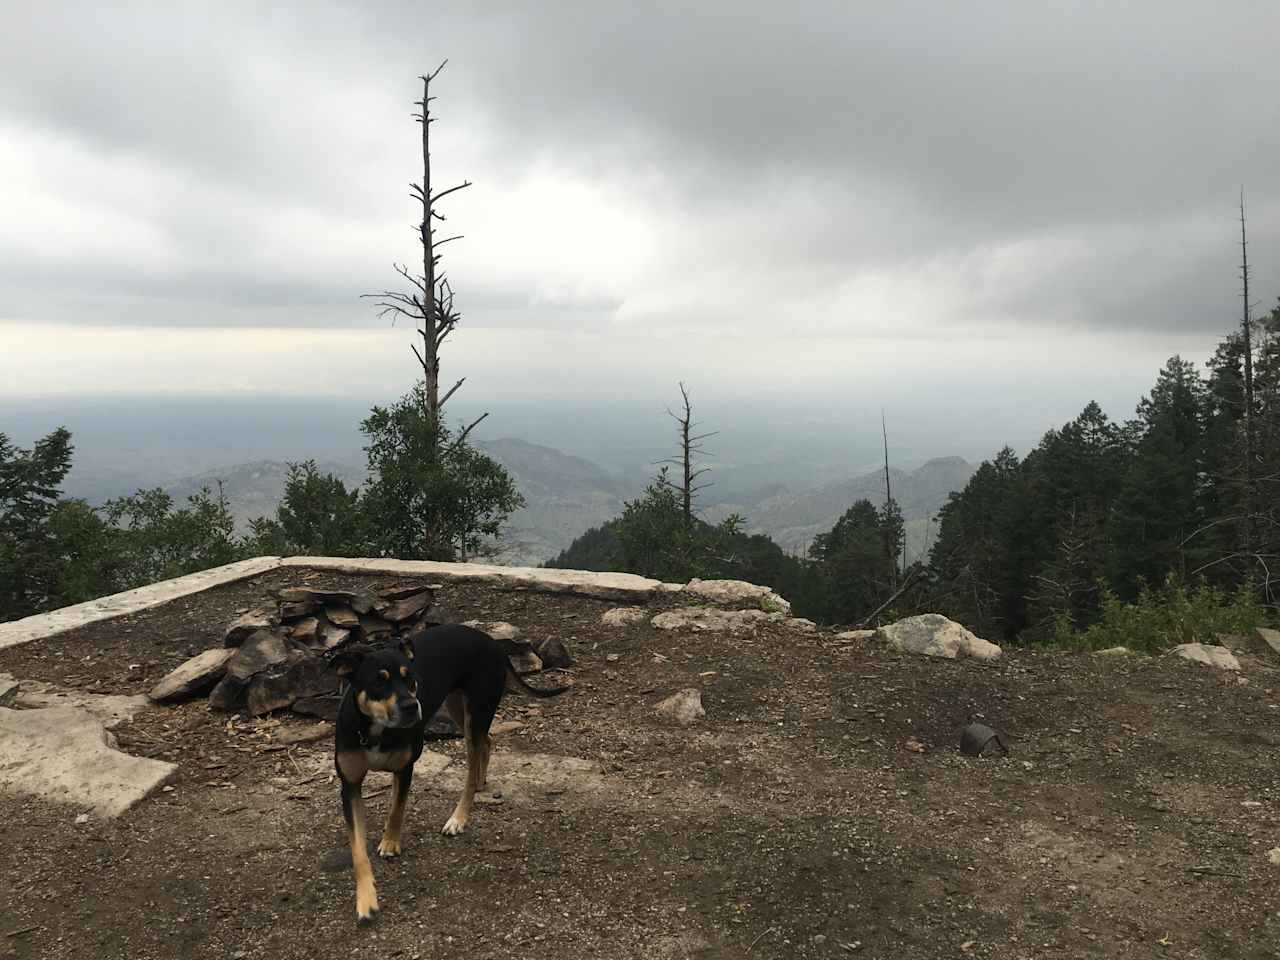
top-left (400, 666), bottom-right (409, 677)
top-left (378, 769), bottom-right (411, 859)
top-left (378, 669), bottom-right (390, 680)
top-left (356, 689), bottom-right (394, 724)
top-left (336, 749), bottom-right (370, 782)
top-left (442, 691), bottom-right (480, 836)
top-left (347, 789), bottom-right (379, 922)
top-left (365, 747), bottom-right (411, 772)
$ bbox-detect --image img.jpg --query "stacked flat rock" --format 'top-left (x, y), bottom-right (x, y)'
top-left (149, 583), bottom-right (439, 719)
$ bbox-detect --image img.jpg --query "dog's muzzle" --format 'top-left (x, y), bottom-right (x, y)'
top-left (389, 697), bottom-right (423, 728)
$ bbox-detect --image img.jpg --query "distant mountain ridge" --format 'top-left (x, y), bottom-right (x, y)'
top-left (156, 444), bottom-right (974, 568)
top-left (703, 456), bottom-right (976, 563)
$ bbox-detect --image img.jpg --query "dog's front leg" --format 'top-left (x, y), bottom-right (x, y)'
top-left (341, 776), bottom-right (379, 924)
top-left (378, 764), bottom-right (414, 858)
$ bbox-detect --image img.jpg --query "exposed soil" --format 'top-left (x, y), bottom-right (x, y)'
top-left (1, 570), bottom-right (1279, 960)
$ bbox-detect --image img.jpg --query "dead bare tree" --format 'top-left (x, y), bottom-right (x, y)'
top-left (1239, 189), bottom-right (1257, 557)
top-left (364, 61), bottom-right (487, 448)
top-left (881, 408), bottom-right (900, 588)
top-left (656, 383), bottom-right (718, 526)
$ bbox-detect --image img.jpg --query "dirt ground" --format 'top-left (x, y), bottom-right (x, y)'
top-left (1, 568), bottom-right (1279, 960)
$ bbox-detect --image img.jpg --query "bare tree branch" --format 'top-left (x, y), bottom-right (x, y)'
top-left (439, 377), bottom-right (466, 409)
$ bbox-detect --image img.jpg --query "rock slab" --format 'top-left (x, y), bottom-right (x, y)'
top-left (1256, 626), bottom-right (1280, 659)
top-left (1170, 643), bottom-right (1240, 671)
top-left (0, 705), bottom-right (177, 818)
top-left (148, 648), bottom-right (236, 703)
top-left (683, 578), bottom-right (792, 615)
top-left (875, 614), bottom-right (1002, 662)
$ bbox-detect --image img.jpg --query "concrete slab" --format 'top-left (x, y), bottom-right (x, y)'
top-left (9, 677), bottom-right (150, 729)
top-left (0, 556), bottom-right (280, 651)
top-left (280, 556), bottom-right (678, 601)
top-left (0, 705), bottom-right (177, 818)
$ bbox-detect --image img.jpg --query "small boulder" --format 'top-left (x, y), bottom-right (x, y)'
top-left (1095, 645), bottom-right (1134, 656)
top-left (147, 648), bottom-right (236, 703)
top-left (655, 688), bottom-right (705, 726)
top-left (223, 607), bottom-right (276, 647)
top-left (536, 637), bottom-right (575, 669)
top-left (601, 607), bottom-right (648, 627)
top-left (1170, 643), bottom-right (1240, 672)
top-left (875, 614), bottom-right (1001, 662)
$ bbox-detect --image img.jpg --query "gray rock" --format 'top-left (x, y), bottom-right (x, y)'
top-left (246, 655), bottom-right (337, 716)
top-left (683, 578), bottom-right (792, 615)
top-left (323, 604), bottom-right (360, 629)
top-left (1256, 626), bottom-right (1280, 659)
top-left (464, 619), bottom-right (521, 641)
top-left (0, 672), bottom-right (18, 707)
top-left (835, 629), bottom-right (876, 643)
top-left (652, 607), bottom-right (780, 633)
top-left (655, 688), bottom-right (705, 725)
top-left (0, 705), bottom-right (176, 818)
top-left (601, 607), bottom-right (649, 627)
top-left (320, 623), bottom-right (350, 649)
top-left (381, 590), bottom-right (433, 623)
top-left (509, 651), bottom-right (543, 675)
top-left (277, 588), bottom-right (377, 614)
top-left (223, 607), bottom-right (276, 647)
top-left (536, 637), bottom-right (575, 669)
top-left (1170, 643), bottom-right (1240, 671)
top-left (875, 614), bottom-right (1002, 661)
top-left (279, 599), bottom-right (318, 620)
top-left (227, 629), bottom-right (289, 681)
top-left (147, 648), bottom-right (237, 703)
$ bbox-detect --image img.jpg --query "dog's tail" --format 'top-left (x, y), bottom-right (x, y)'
top-left (504, 659), bottom-right (573, 698)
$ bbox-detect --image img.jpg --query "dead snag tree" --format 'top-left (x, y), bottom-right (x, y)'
top-left (1239, 190), bottom-right (1257, 558)
top-left (364, 61), bottom-right (487, 447)
top-left (657, 383), bottom-right (717, 526)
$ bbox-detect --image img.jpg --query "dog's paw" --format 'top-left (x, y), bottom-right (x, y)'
top-left (356, 887), bottom-right (380, 925)
top-left (440, 815), bottom-right (468, 836)
top-left (377, 837), bottom-right (401, 859)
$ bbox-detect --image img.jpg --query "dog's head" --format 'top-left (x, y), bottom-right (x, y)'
top-left (331, 641), bottom-right (422, 730)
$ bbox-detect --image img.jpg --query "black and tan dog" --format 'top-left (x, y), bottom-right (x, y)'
top-left (331, 623), bottom-right (571, 925)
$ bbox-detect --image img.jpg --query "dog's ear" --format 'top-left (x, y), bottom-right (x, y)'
top-left (329, 644), bottom-right (372, 677)
top-left (398, 637), bottom-right (415, 661)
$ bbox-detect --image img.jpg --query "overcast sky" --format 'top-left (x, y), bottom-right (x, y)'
top-left (2, 1), bottom-right (1278, 465)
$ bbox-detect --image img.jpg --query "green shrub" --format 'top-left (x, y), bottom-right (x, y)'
top-left (1063, 575), bottom-right (1268, 653)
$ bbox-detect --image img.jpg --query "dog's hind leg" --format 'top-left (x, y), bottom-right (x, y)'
top-left (378, 764), bottom-right (413, 859)
top-left (442, 693), bottom-right (482, 836)
top-left (338, 752), bottom-right (378, 924)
